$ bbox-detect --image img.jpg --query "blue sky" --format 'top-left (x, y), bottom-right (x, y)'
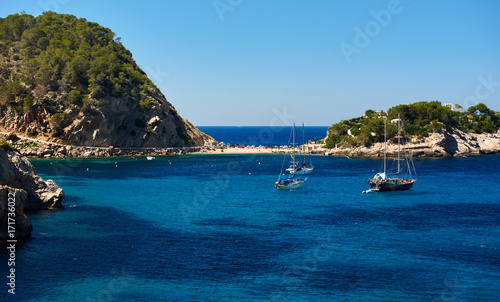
top-left (2, 0), bottom-right (500, 126)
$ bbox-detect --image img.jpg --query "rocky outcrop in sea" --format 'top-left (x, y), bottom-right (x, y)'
top-left (0, 187), bottom-right (32, 239)
top-left (0, 148), bottom-right (64, 209)
top-left (0, 148), bottom-right (65, 239)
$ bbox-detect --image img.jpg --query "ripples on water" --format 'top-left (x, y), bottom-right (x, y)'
top-left (1, 154), bottom-right (499, 301)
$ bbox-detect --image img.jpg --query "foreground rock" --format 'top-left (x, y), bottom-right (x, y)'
top-left (1, 148), bottom-right (65, 239)
top-left (0, 148), bottom-right (64, 210)
top-left (324, 128), bottom-right (500, 157)
top-left (0, 187), bottom-right (32, 239)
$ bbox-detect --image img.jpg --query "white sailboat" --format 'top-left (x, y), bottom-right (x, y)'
top-left (286, 123), bottom-right (314, 175)
top-left (276, 124), bottom-right (307, 190)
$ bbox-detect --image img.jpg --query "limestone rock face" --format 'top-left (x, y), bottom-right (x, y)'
top-left (0, 96), bottom-right (216, 148)
top-left (325, 128), bottom-right (500, 157)
top-left (57, 99), bottom-right (215, 147)
top-left (0, 149), bottom-right (64, 209)
top-left (419, 128), bottom-right (500, 157)
top-left (0, 187), bottom-right (33, 239)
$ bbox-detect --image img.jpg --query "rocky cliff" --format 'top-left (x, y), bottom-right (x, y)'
top-left (0, 12), bottom-right (215, 148)
top-left (0, 148), bottom-right (64, 209)
top-left (0, 187), bottom-right (32, 239)
top-left (324, 128), bottom-right (500, 157)
top-left (0, 148), bottom-right (65, 238)
top-left (0, 97), bottom-right (215, 148)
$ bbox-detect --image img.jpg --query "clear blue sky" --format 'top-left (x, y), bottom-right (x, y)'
top-left (2, 0), bottom-right (500, 126)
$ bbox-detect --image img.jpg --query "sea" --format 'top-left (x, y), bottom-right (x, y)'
top-left (197, 126), bottom-right (329, 146)
top-left (1, 126), bottom-right (499, 301)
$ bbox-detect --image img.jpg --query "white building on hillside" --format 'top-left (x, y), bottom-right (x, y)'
top-left (443, 103), bottom-right (466, 112)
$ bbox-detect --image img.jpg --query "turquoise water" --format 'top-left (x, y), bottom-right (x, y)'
top-left (1, 154), bottom-right (500, 301)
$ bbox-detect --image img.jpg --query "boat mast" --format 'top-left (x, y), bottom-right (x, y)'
top-left (302, 123), bottom-right (306, 165)
top-left (397, 113), bottom-right (401, 177)
top-left (384, 116), bottom-right (386, 175)
top-left (292, 123), bottom-right (296, 169)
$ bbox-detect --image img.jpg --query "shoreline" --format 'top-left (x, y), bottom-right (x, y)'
top-left (0, 132), bottom-right (323, 158)
top-left (17, 144), bottom-right (500, 160)
top-left (192, 146), bottom-right (308, 155)
top-left (2, 132), bottom-right (500, 159)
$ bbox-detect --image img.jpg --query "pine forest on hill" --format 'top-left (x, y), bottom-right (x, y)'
top-left (324, 101), bottom-right (500, 149)
top-left (0, 11), bottom-right (206, 147)
top-left (0, 12), bottom-right (164, 114)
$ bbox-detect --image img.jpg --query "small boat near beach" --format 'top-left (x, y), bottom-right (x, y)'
top-left (276, 123), bottom-right (307, 190)
top-left (146, 156), bottom-right (155, 160)
top-left (286, 123), bottom-right (314, 175)
top-left (275, 173), bottom-right (306, 190)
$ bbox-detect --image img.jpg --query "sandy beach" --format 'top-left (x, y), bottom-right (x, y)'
top-left (194, 147), bottom-right (292, 155)
top-left (194, 144), bottom-right (327, 155)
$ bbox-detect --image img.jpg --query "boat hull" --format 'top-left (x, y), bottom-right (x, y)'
top-left (286, 165), bottom-right (314, 175)
top-left (370, 180), bottom-right (415, 192)
top-left (293, 168), bottom-right (313, 175)
top-left (367, 115), bottom-right (417, 193)
top-left (276, 179), bottom-right (306, 190)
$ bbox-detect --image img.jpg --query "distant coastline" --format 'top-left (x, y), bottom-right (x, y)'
top-left (2, 126), bottom-right (500, 159)
top-left (323, 128), bottom-right (500, 158)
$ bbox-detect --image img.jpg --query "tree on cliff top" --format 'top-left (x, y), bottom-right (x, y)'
top-left (324, 101), bottom-right (500, 148)
top-left (0, 11), bottom-right (166, 113)
top-left (0, 12), bottom-right (202, 147)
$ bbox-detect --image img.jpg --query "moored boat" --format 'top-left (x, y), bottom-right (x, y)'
top-left (276, 123), bottom-right (307, 190)
top-left (286, 123), bottom-right (314, 175)
top-left (275, 173), bottom-right (306, 190)
top-left (367, 113), bottom-right (417, 192)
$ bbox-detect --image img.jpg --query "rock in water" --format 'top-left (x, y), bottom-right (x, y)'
top-left (0, 187), bottom-right (33, 239)
top-left (0, 149), bottom-right (64, 210)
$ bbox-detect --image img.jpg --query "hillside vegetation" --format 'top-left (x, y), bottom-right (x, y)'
top-left (324, 101), bottom-right (500, 149)
top-left (0, 12), bottom-right (159, 112)
top-left (0, 12), bottom-right (212, 147)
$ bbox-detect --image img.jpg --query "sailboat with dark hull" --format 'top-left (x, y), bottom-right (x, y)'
top-left (367, 113), bottom-right (417, 193)
top-left (369, 173), bottom-right (415, 192)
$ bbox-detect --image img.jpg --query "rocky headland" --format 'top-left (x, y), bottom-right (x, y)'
top-left (0, 12), bottom-right (215, 152)
top-left (323, 128), bottom-right (500, 157)
top-left (0, 148), bottom-right (65, 239)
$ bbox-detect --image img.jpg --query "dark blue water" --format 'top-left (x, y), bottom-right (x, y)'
top-left (1, 154), bottom-right (500, 301)
top-left (197, 126), bottom-right (329, 146)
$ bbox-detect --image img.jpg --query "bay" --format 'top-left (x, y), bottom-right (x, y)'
top-left (197, 126), bottom-right (329, 146)
top-left (1, 153), bottom-right (499, 301)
